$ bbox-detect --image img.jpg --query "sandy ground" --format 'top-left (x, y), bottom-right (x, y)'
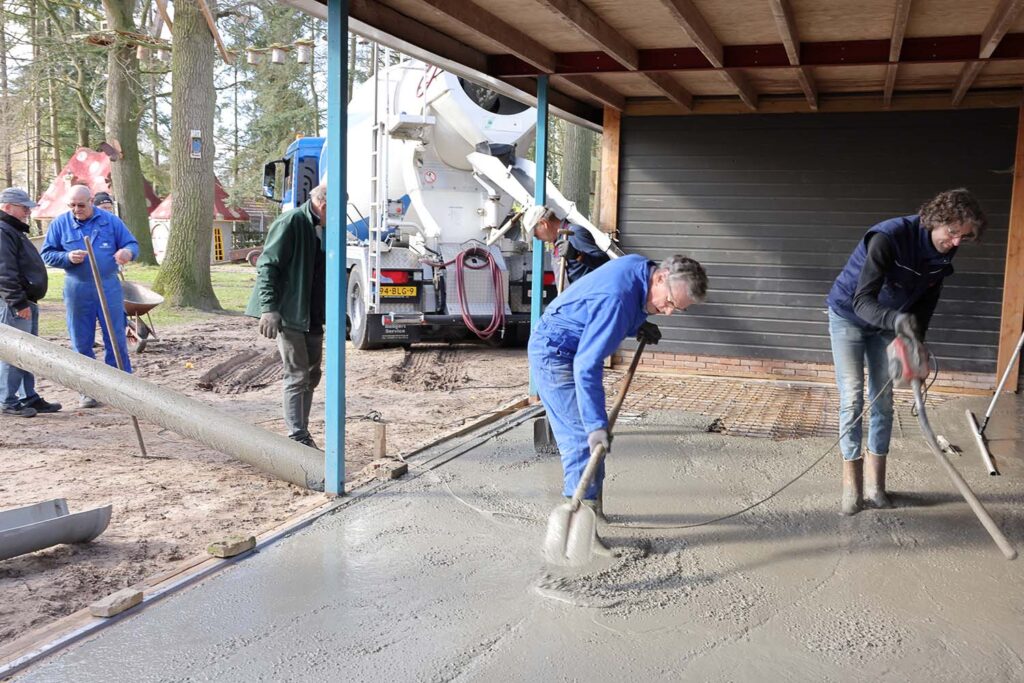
top-left (0, 313), bottom-right (528, 646)
top-left (15, 395), bottom-right (1023, 681)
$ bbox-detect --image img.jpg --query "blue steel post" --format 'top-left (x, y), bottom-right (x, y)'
top-left (529, 75), bottom-right (549, 397)
top-left (325, 0), bottom-right (348, 495)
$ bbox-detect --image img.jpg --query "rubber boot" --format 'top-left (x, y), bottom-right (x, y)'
top-left (863, 451), bottom-right (892, 509)
top-left (581, 499), bottom-right (615, 557)
top-left (840, 458), bottom-right (863, 516)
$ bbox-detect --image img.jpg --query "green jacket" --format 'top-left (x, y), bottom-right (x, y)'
top-left (245, 201), bottom-right (322, 332)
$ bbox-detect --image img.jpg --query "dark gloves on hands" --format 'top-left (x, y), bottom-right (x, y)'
top-left (637, 321), bottom-right (661, 345)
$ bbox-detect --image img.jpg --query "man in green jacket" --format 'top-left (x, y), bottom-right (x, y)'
top-left (246, 185), bottom-right (327, 448)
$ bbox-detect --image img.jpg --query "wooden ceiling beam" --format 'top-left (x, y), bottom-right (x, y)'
top-left (641, 72), bottom-right (693, 111)
top-left (659, 0), bottom-right (756, 109)
top-left (535, 0), bottom-right (639, 70)
top-left (953, 0), bottom-right (1024, 105)
top-left (768, 0), bottom-right (816, 110)
top-left (414, 0), bottom-right (556, 73)
top-left (556, 74), bottom-right (626, 111)
top-left (884, 0), bottom-right (913, 107)
top-left (350, 0), bottom-right (488, 73)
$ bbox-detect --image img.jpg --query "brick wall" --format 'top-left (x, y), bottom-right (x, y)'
top-left (610, 350), bottom-right (994, 395)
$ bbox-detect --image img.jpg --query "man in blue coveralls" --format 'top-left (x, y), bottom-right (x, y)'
top-left (528, 253), bottom-right (708, 545)
top-left (532, 209), bottom-right (611, 285)
top-left (42, 185), bottom-right (138, 408)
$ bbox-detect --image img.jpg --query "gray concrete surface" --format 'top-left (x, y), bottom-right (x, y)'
top-left (16, 394), bottom-right (1024, 682)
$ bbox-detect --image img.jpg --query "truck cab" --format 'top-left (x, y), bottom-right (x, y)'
top-left (263, 136), bottom-right (326, 210)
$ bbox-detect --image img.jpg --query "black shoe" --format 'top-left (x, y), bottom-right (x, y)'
top-left (3, 405), bottom-right (37, 417)
top-left (24, 397), bottom-right (62, 414)
top-left (296, 436), bottom-right (321, 450)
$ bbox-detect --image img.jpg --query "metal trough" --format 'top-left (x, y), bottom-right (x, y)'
top-left (0, 499), bottom-right (112, 561)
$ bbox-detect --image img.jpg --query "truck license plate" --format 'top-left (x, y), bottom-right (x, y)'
top-left (381, 285), bottom-right (417, 298)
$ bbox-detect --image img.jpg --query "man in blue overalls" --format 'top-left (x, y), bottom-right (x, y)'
top-left (532, 209), bottom-right (611, 285)
top-left (42, 185), bottom-right (138, 408)
top-left (528, 253), bottom-right (707, 547)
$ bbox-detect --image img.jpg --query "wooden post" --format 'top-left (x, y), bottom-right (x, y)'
top-left (996, 105), bottom-right (1024, 393)
top-left (599, 106), bottom-right (621, 236)
top-left (373, 422), bottom-right (387, 459)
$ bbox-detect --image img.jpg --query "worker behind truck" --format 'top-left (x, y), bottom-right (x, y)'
top-left (825, 188), bottom-right (987, 516)
top-left (531, 209), bottom-right (611, 285)
top-left (246, 184), bottom-right (327, 450)
top-left (528, 253), bottom-right (707, 552)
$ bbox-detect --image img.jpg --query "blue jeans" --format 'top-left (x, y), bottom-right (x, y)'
top-left (828, 308), bottom-right (894, 461)
top-left (0, 302), bottom-right (40, 409)
top-left (528, 331), bottom-right (604, 499)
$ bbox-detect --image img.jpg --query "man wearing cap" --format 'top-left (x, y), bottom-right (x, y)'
top-left (41, 185), bottom-right (138, 409)
top-left (93, 192), bottom-right (115, 213)
top-left (532, 209), bottom-right (611, 285)
top-left (0, 188), bottom-right (62, 417)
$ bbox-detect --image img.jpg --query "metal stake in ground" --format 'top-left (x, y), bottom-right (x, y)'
top-left (83, 236), bottom-right (148, 457)
top-left (543, 341), bottom-right (646, 567)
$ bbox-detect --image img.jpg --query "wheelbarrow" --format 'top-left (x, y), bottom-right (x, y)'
top-left (122, 280), bottom-right (164, 353)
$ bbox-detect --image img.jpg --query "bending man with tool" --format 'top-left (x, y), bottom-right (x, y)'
top-left (529, 254), bottom-right (707, 542)
top-left (41, 185), bottom-right (138, 409)
top-left (826, 188), bottom-right (986, 515)
top-left (531, 209), bottom-right (611, 285)
top-left (246, 185), bottom-right (327, 449)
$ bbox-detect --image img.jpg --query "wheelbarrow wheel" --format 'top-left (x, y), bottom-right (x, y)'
top-left (126, 318), bottom-right (151, 354)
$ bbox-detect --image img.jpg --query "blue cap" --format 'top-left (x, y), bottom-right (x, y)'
top-left (0, 187), bottom-right (37, 208)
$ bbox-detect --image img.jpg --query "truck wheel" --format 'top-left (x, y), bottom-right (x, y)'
top-left (348, 266), bottom-right (379, 350)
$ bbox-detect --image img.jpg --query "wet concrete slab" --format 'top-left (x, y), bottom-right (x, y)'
top-left (16, 394), bottom-right (1024, 682)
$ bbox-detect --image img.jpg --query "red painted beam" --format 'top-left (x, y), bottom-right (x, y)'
top-left (488, 33), bottom-right (1024, 77)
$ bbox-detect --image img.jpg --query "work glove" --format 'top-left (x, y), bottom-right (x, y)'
top-left (637, 321), bottom-right (661, 345)
top-left (893, 312), bottom-right (921, 342)
top-left (588, 428), bottom-right (610, 457)
top-left (259, 311), bottom-right (283, 340)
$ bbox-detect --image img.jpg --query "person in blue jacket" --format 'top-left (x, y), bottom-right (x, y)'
top-left (532, 209), bottom-right (611, 285)
top-left (42, 185), bottom-right (138, 408)
top-left (826, 188), bottom-right (986, 515)
top-left (528, 253), bottom-right (707, 549)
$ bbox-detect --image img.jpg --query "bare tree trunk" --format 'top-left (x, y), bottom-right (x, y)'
top-left (73, 10), bottom-right (90, 149)
top-left (103, 0), bottom-right (156, 263)
top-left (308, 18), bottom-right (320, 137)
top-left (154, 0), bottom-right (219, 309)
top-left (0, 0), bottom-right (12, 187)
top-left (149, 75), bottom-right (160, 168)
top-left (31, 0), bottom-right (41, 197)
top-left (347, 33), bottom-right (356, 102)
top-left (560, 121), bottom-right (595, 219)
top-left (231, 59), bottom-right (239, 185)
top-left (45, 19), bottom-right (61, 176)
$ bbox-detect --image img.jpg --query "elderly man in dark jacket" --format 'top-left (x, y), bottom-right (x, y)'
top-left (245, 185), bottom-right (327, 448)
top-left (0, 188), bottom-right (61, 417)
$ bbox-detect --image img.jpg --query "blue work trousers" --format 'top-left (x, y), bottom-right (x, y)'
top-left (0, 302), bottom-right (39, 408)
top-left (528, 334), bottom-right (604, 499)
top-left (66, 277), bottom-right (132, 373)
top-left (828, 308), bottom-right (894, 461)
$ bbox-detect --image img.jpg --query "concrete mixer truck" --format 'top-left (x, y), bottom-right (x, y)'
top-left (262, 59), bottom-right (620, 349)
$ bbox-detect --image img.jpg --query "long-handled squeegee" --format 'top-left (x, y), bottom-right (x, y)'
top-left (888, 335), bottom-right (1017, 560)
top-left (965, 328), bottom-right (1024, 476)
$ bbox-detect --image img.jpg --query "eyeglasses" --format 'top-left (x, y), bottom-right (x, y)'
top-left (944, 224), bottom-right (976, 242)
top-left (664, 287), bottom-right (688, 314)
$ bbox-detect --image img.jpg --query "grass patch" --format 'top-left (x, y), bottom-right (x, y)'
top-left (39, 264), bottom-right (257, 338)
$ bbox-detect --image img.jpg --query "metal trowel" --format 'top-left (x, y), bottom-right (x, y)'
top-left (543, 342), bottom-right (646, 567)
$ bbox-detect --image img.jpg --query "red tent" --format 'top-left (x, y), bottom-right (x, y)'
top-left (149, 179), bottom-right (249, 221)
top-left (31, 147), bottom-right (162, 220)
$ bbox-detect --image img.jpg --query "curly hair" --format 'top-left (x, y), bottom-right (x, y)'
top-left (657, 254), bottom-right (708, 303)
top-left (918, 188), bottom-right (987, 240)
